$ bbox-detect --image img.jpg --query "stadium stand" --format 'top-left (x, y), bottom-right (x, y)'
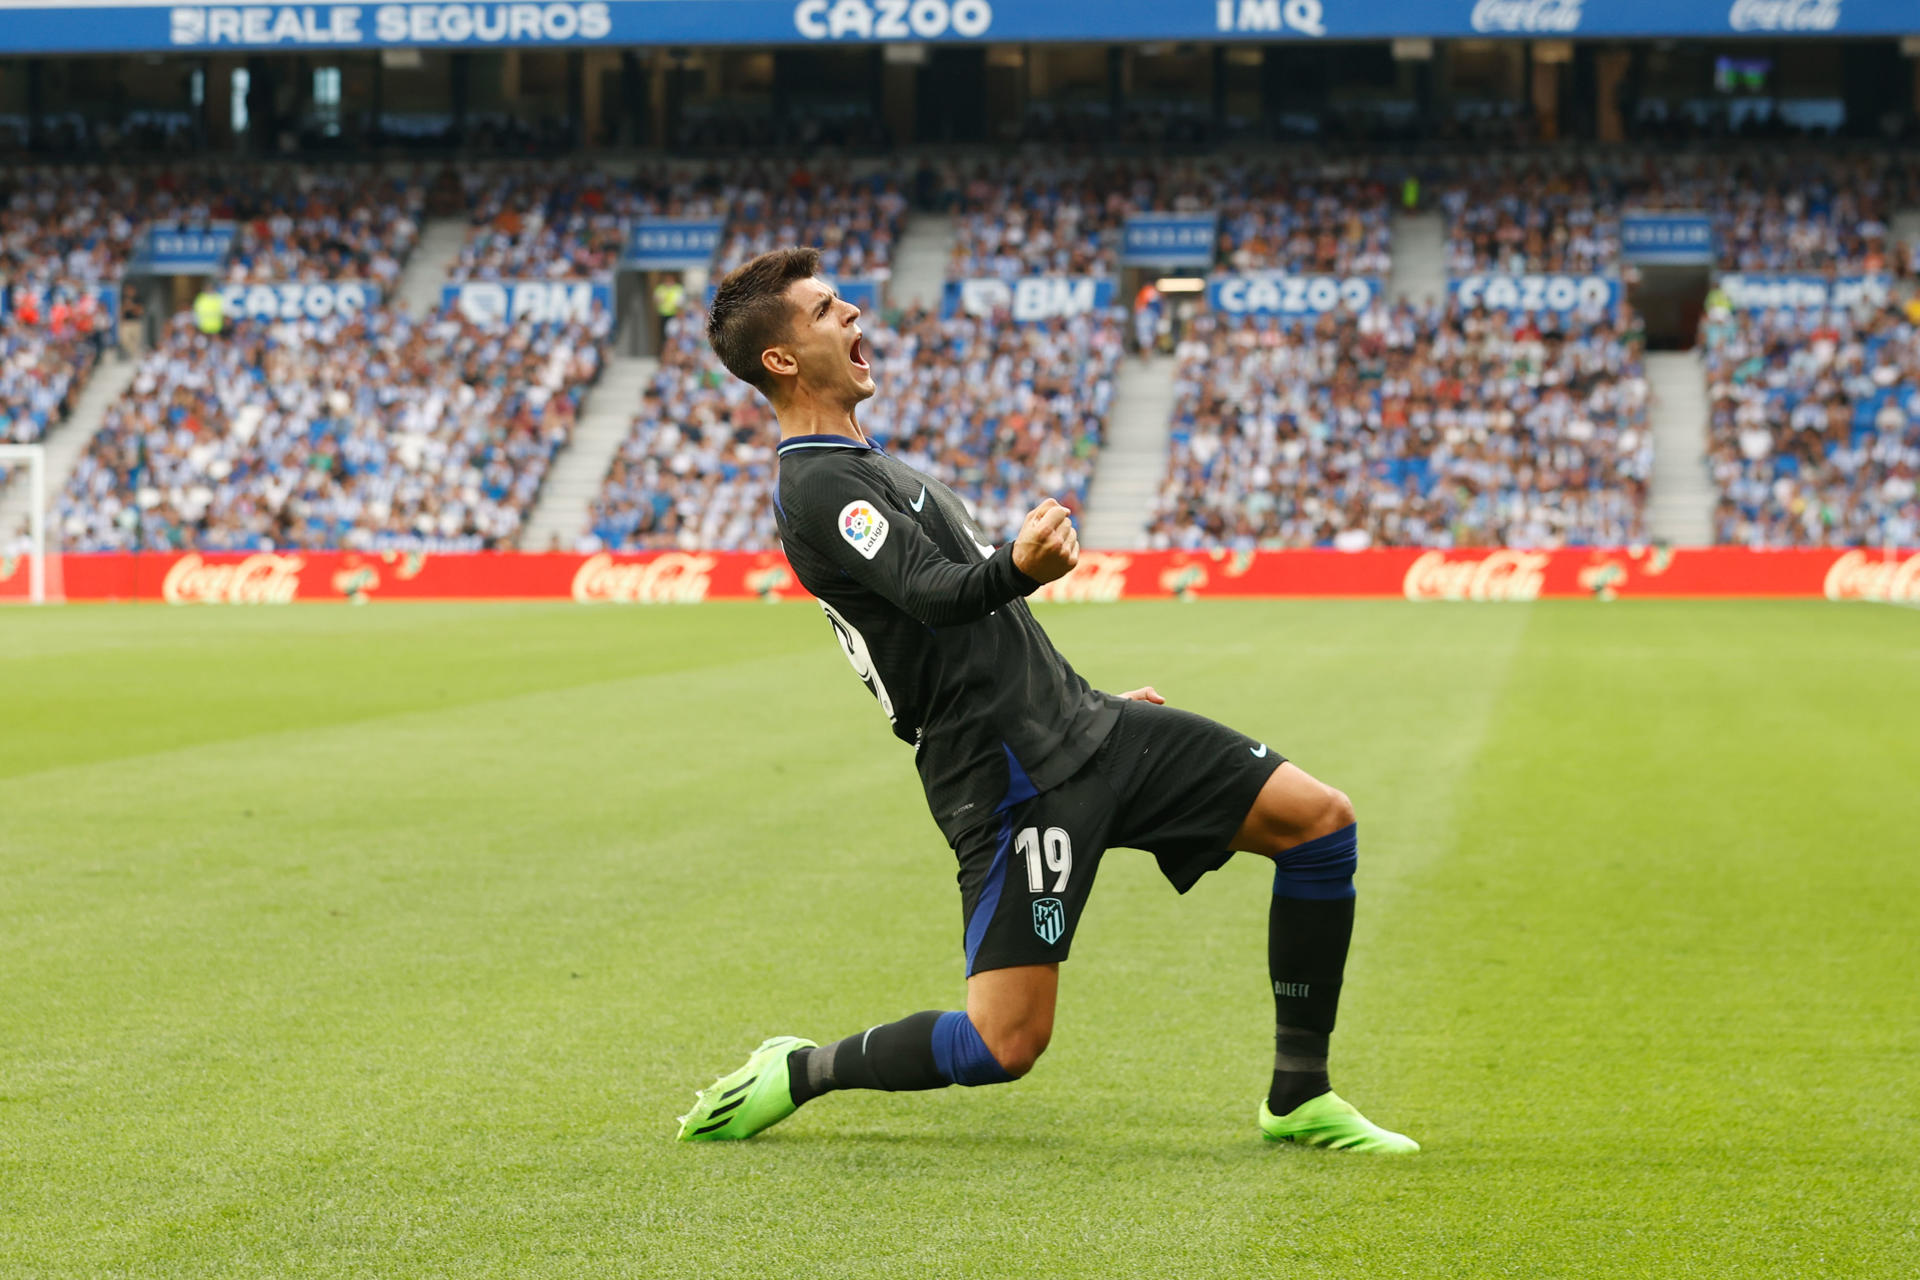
top-left (222, 170), bottom-right (423, 286)
top-left (446, 165), bottom-right (713, 282)
top-left (1, 171), bottom-right (124, 490)
top-left (1703, 297), bottom-right (1920, 549)
top-left (57, 305), bottom-right (608, 551)
top-left (711, 165), bottom-right (907, 279)
top-left (1214, 164), bottom-right (1394, 275)
top-left (49, 164), bottom-right (613, 552)
top-left (1147, 298), bottom-right (1652, 549)
top-left (1440, 152), bottom-right (1920, 276)
top-left (942, 156), bottom-right (1393, 279)
top-left (586, 301), bottom-right (1121, 550)
top-left (945, 160), bottom-right (1128, 279)
top-left (1440, 161), bottom-right (1617, 276)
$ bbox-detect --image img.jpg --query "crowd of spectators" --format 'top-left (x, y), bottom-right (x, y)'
top-left (711, 167), bottom-right (907, 279)
top-left (940, 156), bottom-right (1394, 280)
top-left (1, 171), bottom-right (130, 491)
top-left (1213, 166), bottom-right (1393, 275)
top-left (1440, 161), bottom-right (1616, 276)
top-left (1703, 298), bottom-right (1920, 548)
top-left (223, 170), bottom-right (423, 287)
top-left (1148, 299), bottom-right (1651, 549)
top-left (946, 160), bottom-right (1132, 279)
top-left (1, 321), bottom-right (100, 469)
top-left (586, 302), bottom-right (1121, 551)
top-left (1440, 151), bottom-right (1919, 277)
top-left (448, 166), bottom-right (720, 281)
top-left (57, 304), bottom-right (609, 552)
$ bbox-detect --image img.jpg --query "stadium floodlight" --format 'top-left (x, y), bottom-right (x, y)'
top-left (0, 443), bottom-right (54, 605)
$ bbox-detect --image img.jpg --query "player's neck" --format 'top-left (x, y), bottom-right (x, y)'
top-left (776, 391), bottom-right (867, 445)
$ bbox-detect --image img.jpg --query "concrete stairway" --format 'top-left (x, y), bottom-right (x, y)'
top-left (1388, 210), bottom-right (1448, 307)
top-left (0, 354), bottom-right (141, 544)
top-left (1894, 209), bottom-right (1920, 252)
top-left (888, 212), bottom-right (953, 313)
top-left (519, 353), bottom-right (658, 550)
top-left (393, 217), bottom-right (470, 318)
top-left (1645, 351), bottom-right (1716, 546)
top-left (1081, 355), bottom-right (1177, 549)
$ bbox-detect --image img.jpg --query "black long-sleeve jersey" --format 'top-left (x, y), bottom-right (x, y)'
top-left (774, 432), bottom-right (1119, 842)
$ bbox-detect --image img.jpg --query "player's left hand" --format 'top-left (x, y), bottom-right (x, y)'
top-left (1118, 687), bottom-right (1165, 704)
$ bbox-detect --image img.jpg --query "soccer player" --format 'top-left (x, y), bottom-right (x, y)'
top-left (675, 248), bottom-right (1417, 1154)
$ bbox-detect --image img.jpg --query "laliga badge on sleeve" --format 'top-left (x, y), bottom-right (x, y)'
top-left (839, 500), bottom-right (890, 560)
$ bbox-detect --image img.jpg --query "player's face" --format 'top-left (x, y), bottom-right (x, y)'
top-left (777, 276), bottom-right (875, 406)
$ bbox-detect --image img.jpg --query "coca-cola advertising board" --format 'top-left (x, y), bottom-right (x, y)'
top-left (5, 547), bottom-right (1918, 605)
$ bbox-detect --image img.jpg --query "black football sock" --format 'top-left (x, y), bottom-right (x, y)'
top-left (787, 1010), bottom-right (1011, 1105)
top-left (1267, 823), bottom-right (1359, 1116)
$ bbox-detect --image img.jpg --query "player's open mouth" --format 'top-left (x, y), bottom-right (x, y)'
top-left (850, 335), bottom-right (869, 372)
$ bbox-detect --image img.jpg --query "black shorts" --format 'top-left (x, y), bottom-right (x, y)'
top-left (953, 698), bottom-right (1286, 976)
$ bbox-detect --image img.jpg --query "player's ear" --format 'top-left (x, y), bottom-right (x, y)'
top-left (761, 344), bottom-right (798, 382)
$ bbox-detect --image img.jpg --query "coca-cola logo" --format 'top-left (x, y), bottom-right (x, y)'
top-left (1470, 0), bottom-right (1581, 31)
top-left (1729, 0), bottom-right (1839, 29)
top-left (1403, 551), bottom-right (1549, 602)
top-left (1823, 550), bottom-right (1920, 604)
top-left (162, 553), bottom-right (305, 605)
top-left (1030, 552), bottom-right (1130, 604)
top-left (571, 552), bottom-right (716, 604)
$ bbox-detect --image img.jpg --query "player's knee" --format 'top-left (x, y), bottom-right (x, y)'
top-left (1318, 786), bottom-right (1357, 838)
top-left (1264, 782), bottom-right (1354, 853)
top-left (985, 1025), bottom-right (1050, 1079)
top-left (974, 1016), bottom-right (1051, 1079)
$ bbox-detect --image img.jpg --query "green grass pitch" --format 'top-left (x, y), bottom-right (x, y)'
top-left (3, 600), bottom-right (1917, 1278)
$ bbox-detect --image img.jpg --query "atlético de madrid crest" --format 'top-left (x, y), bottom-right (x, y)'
top-left (1032, 897), bottom-right (1065, 945)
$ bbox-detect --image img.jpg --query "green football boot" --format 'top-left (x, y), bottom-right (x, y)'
top-left (1259, 1092), bottom-right (1420, 1154)
top-left (676, 1035), bottom-right (816, 1141)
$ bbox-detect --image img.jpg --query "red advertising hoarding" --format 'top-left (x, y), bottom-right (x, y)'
top-left (4, 546), bottom-right (1918, 604)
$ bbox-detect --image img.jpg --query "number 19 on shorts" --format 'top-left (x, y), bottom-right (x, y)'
top-left (1015, 826), bottom-right (1072, 893)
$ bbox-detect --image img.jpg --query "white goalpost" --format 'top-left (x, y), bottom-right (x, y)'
top-left (0, 443), bottom-right (55, 605)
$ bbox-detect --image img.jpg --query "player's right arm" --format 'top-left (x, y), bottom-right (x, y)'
top-left (783, 468), bottom-right (1078, 627)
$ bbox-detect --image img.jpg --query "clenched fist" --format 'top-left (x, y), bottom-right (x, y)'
top-left (1012, 497), bottom-right (1080, 584)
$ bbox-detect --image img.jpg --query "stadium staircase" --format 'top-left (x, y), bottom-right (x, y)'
top-left (1896, 209), bottom-right (1920, 249)
top-left (0, 355), bottom-right (141, 545)
top-left (393, 217), bottom-right (470, 317)
top-left (1388, 210), bottom-right (1448, 306)
top-left (1081, 354), bottom-right (1177, 549)
top-left (888, 212), bottom-right (954, 313)
top-left (1645, 351), bottom-right (1716, 546)
top-left (519, 353), bottom-right (658, 550)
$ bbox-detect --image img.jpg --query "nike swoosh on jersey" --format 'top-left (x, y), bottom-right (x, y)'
top-left (909, 485), bottom-right (927, 512)
top-left (1251, 744), bottom-right (1269, 758)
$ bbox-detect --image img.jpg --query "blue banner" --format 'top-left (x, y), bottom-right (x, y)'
top-left (442, 279), bottom-right (613, 327)
top-left (141, 222), bottom-right (236, 274)
top-left (1450, 274), bottom-right (1619, 316)
top-left (1716, 274), bottom-right (1890, 313)
top-left (1, 0), bottom-right (1912, 54)
top-left (626, 218), bottom-right (725, 270)
top-left (219, 280), bottom-right (381, 321)
top-left (943, 277), bottom-right (1116, 323)
top-left (1621, 212), bottom-right (1714, 265)
top-left (1121, 214), bottom-right (1218, 269)
top-left (1208, 274), bottom-right (1379, 317)
top-left (832, 278), bottom-right (881, 313)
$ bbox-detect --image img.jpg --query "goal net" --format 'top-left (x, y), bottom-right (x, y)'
top-left (0, 444), bottom-right (62, 605)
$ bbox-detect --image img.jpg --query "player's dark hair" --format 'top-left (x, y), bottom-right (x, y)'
top-left (706, 246), bottom-right (822, 395)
